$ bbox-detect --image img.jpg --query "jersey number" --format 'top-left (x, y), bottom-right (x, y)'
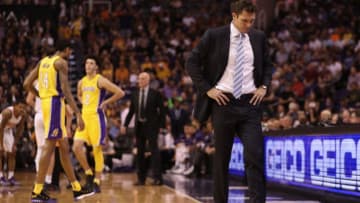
top-left (84, 94), bottom-right (90, 105)
top-left (40, 72), bottom-right (49, 89)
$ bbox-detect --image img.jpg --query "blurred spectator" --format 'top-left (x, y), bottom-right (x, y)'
top-left (294, 110), bottom-right (309, 128)
top-left (279, 115), bottom-right (294, 130)
top-left (7, 84), bottom-right (21, 104)
top-left (349, 109), bottom-right (360, 124)
top-left (192, 121), bottom-right (214, 178)
top-left (318, 109), bottom-right (334, 127)
top-left (103, 137), bottom-right (116, 172)
top-left (266, 118), bottom-right (281, 131)
top-left (115, 59), bottom-right (129, 85)
top-left (101, 57), bottom-right (114, 82)
top-left (168, 122), bottom-right (196, 175)
top-left (168, 98), bottom-right (190, 139)
top-left (158, 124), bottom-right (175, 172)
top-left (339, 108), bottom-right (351, 124)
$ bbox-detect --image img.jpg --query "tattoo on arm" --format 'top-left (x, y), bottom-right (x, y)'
top-left (56, 59), bottom-right (81, 114)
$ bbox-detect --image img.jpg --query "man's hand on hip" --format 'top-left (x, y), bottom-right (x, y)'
top-left (207, 88), bottom-right (230, 106)
top-left (250, 87), bottom-right (266, 106)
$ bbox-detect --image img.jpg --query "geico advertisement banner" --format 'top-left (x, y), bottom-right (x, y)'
top-left (229, 134), bottom-right (360, 197)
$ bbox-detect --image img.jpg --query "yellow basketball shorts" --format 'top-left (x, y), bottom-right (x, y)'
top-left (41, 96), bottom-right (67, 140)
top-left (74, 110), bottom-right (107, 146)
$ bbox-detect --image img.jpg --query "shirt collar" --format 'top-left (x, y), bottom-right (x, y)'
top-left (230, 23), bottom-right (246, 39)
top-left (141, 86), bottom-right (149, 93)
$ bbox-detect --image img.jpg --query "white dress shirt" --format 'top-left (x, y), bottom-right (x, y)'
top-left (139, 86), bottom-right (149, 107)
top-left (138, 86), bottom-right (149, 119)
top-left (216, 23), bottom-right (256, 95)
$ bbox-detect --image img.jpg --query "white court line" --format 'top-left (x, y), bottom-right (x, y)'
top-left (229, 196), bottom-right (250, 200)
top-left (265, 196), bottom-right (283, 200)
top-left (266, 201), bottom-right (320, 203)
top-left (229, 186), bottom-right (248, 190)
top-left (199, 195), bottom-right (284, 201)
top-left (162, 185), bottom-right (202, 203)
top-left (198, 196), bottom-right (214, 200)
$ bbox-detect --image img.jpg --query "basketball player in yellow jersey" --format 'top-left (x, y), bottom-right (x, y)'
top-left (73, 55), bottom-right (125, 193)
top-left (23, 40), bottom-right (94, 202)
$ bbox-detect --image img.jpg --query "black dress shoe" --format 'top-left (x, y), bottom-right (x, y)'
top-left (134, 181), bottom-right (145, 186)
top-left (151, 179), bottom-right (163, 186)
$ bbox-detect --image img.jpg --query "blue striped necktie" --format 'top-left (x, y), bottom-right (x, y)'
top-left (233, 33), bottom-right (245, 99)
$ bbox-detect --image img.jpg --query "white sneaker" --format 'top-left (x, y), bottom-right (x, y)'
top-left (167, 165), bottom-right (178, 173)
top-left (183, 165), bottom-right (194, 176)
top-left (172, 164), bottom-right (186, 174)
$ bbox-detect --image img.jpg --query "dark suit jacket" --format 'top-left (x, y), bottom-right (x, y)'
top-left (124, 88), bottom-right (166, 133)
top-left (186, 25), bottom-right (273, 122)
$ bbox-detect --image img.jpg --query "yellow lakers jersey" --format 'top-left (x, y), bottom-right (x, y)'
top-left (38, 56), bottom-right (62, 98)
top-left (81, 74), bottom-right (106, 114)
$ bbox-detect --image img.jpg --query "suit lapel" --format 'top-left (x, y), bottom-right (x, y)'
top-left (145, 88), bottom-right (151, 108)
top-left (135, 89), bottom-right (140, 110)
top-left (248, 29), bottom-right (258, 66)
top-left (248, 28), bottom-right (255, 48)
top-left (217, 25), bottom-right (231, 81)
top-left (222, 25), bottom-right (230, 65)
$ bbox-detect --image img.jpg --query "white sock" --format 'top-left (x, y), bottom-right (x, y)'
top-left (45, 175), bottom-right (52, 184)
top-left (8, 171), bottom-right (14, 179)
top-left (0, 171), bottom-right (3, 177)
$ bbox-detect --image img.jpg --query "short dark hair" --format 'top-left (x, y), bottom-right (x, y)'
top-left (85, 55), bottom-right (101, 67)
top-left (231, 0), bottom-right (257, 14)
top-left (55, 39), bottom-right (71, 52)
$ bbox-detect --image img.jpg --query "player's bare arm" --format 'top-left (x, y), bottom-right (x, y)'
top-left (26, 92), bottom-right (36, 107)
top-left (55, 58), bottom-right (85, 131)
top-left (77, 80), bottom-right (83, 105)
top-left (0, 109), bottom-right (11, 151)
top-left (23, 63), bottom-right (40, 97)
top-left (98, 76), bottom-right (125, 109)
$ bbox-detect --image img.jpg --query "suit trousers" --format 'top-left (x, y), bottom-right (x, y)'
top-left (135, 121), bottom-right (162, 183)
top-left (212, 94), bottom-right (266, 203)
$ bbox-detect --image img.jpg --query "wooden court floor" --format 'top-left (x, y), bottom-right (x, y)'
top-left (0, 172), bottom-right (200, 203)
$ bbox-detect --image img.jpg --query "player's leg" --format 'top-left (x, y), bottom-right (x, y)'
top-left (92, 145), bottom-right (103, 192)
top-left (43, 150), bottom-right (56, 191)
top-left (46, 151), bottom-right (55, 182)
top-left (73, 139), bottom-right (91, 172)
top-left (73, 132), bottom-right (92, 172)
top-left (34, 112), bottom-right (54, 186)
top-left (32, 97), bottom-right (78, 201)
top-left (34, 112), bottom-right (44, 172)
top-left (0, 129), bottom-right (7, 185)
top-left (57, 99), bottom-right (94, 199)
top-left (33, 139), bottom-right (57, 197)
top-left (57, 138), bottom-right (95, 200)
top-left (57, 138), bottom-right (80, 184)
top-left (73, 114), bottom-right (94, 188)
top-left (4, 129), bottom-right (16, 185)
top-left (7, 148), bottom-right (17, 185)
top-left (90, 111), bottom-right (106, 193)
top-left (0, 128), bottom-right (11, 185)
